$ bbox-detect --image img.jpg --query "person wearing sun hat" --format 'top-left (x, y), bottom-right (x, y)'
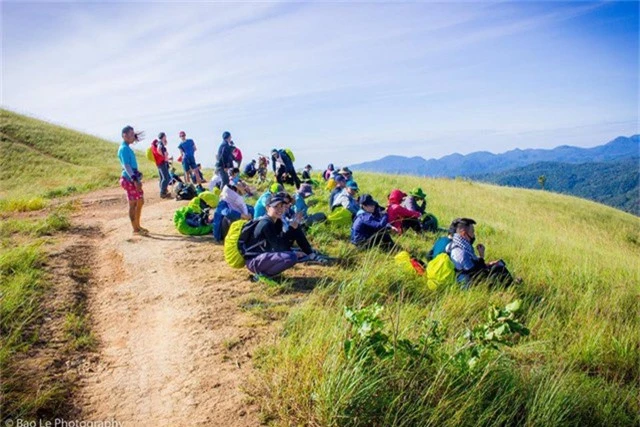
top-left (338, 167), bottom-right (353, 181)
top-left (402, 187), bottom-right (427, 214)
top-left (351, 194), bottom-right (395, 250)
top-left (331, 180), bottom-right (360, 217)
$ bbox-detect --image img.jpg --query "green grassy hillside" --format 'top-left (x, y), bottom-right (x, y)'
top-left (0, 109), bottom-right (156, 209)
top-left (251, 173), bottom-right (640, 426)
top-left (1, 112), bottom-right (638, 424)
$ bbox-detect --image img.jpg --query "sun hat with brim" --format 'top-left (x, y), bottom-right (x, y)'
top-left (346, 181), bottom-right (359, 191)
top-left (358, 194), bottom-right (378, 207)
top-left (339, 167), bottom-right (353, 175)
top-left (410, 187), bottom-right (427, 199)
top-left (298, 183), bottom-right (313, 197)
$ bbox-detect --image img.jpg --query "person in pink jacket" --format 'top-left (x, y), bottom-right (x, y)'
top-left (386, 189), bottom-right (421, 234)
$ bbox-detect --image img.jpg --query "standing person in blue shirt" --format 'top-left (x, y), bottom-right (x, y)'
top-left (118, 126), bottom-right (147, 235)
top-left (271, 148), bottom-right (301, 189)
top-left (215, 131), bottom-right (235, 188)
top-left (178, 130), bottom-right (201, 185)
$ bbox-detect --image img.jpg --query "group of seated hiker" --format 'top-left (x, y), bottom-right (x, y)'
top-left (169, 150), bottom-right (516, 288)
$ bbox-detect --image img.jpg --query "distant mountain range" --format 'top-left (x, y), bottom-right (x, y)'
top-left (350, 135), bottom-right (639, 177)
top-left (350, 135), bottom-right (639, 215)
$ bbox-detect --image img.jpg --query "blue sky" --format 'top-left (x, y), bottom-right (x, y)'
top-left (2, 1), bottom-right (638, 169)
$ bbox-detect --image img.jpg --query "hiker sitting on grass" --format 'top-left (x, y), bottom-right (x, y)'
top-left (242, 193), bottom-right (326, 277)
top-left (351, 194), bottom-right (395, 250)
top-left (323, 163), bottom-right (335, 181)
top-left (244, 159), bottom-right (258, 178)
top-left (118, 125), bottom-right (147, 235)
top-left (220, 184), bottom-right (253, 220)
top-left (387, 189), bottom-right (421, 234)
top-left (293, 183), bottom-right (327, 228)
top-left (448, 218), bottom-right (514, 289)
top-left (328, 175), bottom-right (347, 207)
top-left (213, 184), bottom-right (254, 241)
top-left (331, 180), bottom-right (360, 217)
top-left (301, 164), bottom-right (313, 182)
top-left (402, 187), bottom-right (427, 214)
top-left (427, 218), bottom-right (462, 261)
top-left (254, 183), bottom-right (284, 219)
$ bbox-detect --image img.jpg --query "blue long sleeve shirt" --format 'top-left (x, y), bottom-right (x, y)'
top-left (351, 210), bottom-right (388, 244)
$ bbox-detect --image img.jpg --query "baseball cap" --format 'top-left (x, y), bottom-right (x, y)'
top-left (334, 175), bottom-right (347, 184)
top-left (268, 192), bottom-right (288, 207)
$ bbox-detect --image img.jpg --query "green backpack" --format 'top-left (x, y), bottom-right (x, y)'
top-left (284, 148), bottom-right (296, 162)
top-left (425, 253), bottom-right (456, 290)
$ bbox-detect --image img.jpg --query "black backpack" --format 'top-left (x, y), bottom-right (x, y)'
top-left (175, 183), bottom-right (197, 201)
top-left (237, 219), bottom-right (266, 258)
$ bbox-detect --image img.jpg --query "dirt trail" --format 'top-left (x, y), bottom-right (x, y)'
top-left (71, 188), bottom-right (271, 426)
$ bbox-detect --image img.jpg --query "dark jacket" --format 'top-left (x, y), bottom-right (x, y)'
top-left (246, 217), bottom-right (291, 258)
top-left (351, 209), bottom-right (388, 245)
top-left (216, 141), bottom-right (235, 169)
top-left (271, 150), bottom-right (294, 173)
top-left (244, 162), bottom-right (257, 177)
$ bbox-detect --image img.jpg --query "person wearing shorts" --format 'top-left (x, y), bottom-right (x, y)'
top-left (178, 130), bottom-right (201, 185)
top-left (118, 125), bottom-right (147, 234)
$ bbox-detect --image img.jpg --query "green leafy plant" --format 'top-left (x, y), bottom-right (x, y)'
top-left (456, 300), bottom-right (530, 370)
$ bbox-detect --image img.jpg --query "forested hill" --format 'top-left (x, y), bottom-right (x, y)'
top-left (473, 157), bottom-right (639, 215)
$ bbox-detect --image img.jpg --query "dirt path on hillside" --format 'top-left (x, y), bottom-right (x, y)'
top-left (69, 188), bottom-right (275, 426)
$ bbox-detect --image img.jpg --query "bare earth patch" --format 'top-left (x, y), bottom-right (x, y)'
top-left (64, 188), bottom-right (285, 426)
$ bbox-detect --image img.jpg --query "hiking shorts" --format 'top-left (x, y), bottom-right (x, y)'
top-left (120, 177), bottom-right (144, 201)
top-left (182, 154), bottom-right (197, 173)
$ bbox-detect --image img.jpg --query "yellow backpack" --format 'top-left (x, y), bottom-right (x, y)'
top-left (425, 253), bottom-right (456, 290)
top-left (146, 147), bottom-right (155, 162)
top-left (224, 219), bottom-right (248, 268)
top-left (284, 148), bottom-right (295, 162)
top-left (326, 178), bottom-right (337, 190)
top-left (327, 206), bottom-right (352, 226)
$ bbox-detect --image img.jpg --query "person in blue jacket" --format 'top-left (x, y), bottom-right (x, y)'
top-left (350, 194), bottom-right (395, 250)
